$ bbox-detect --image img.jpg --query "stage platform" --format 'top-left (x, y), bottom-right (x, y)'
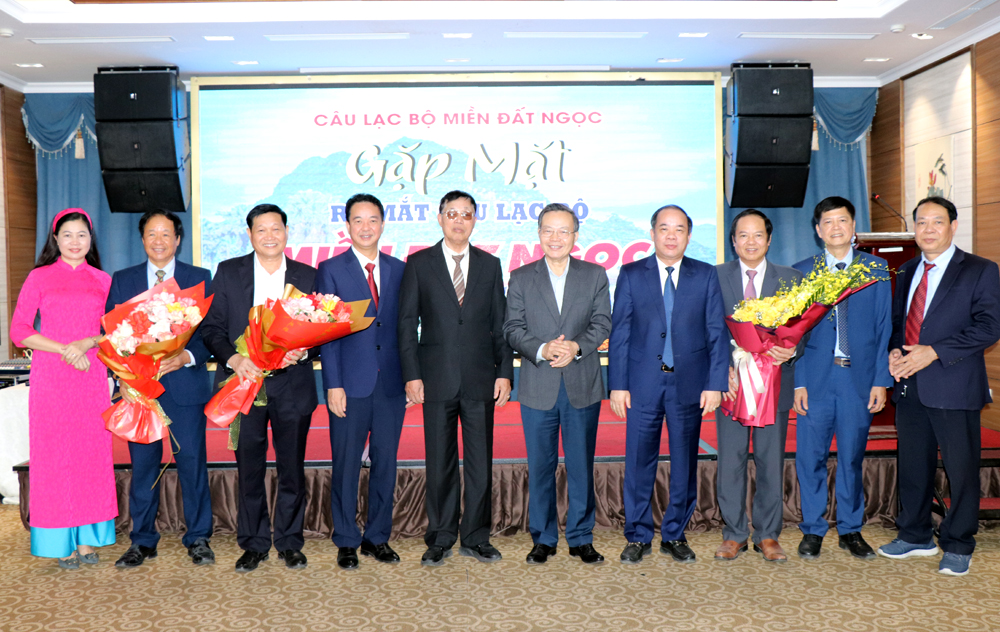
top-left (15, 405), bottom-right (1000, 540)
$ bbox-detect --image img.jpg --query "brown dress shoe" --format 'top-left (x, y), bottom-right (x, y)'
top-left (714, 540), bottom-right (748, 561)
top-left (753, 539), bottom-right (787, 563)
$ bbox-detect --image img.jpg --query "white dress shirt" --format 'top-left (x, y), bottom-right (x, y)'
top-left (442, 241), bottom-right (470, 285)
top-left (906, 242), bottom-right (956, 320)
top-left (252, 253), bottom-right (287, 307)
top-left (738, 258), bottom-right (767, 298)
top-left (352, 246), bottom-right (380, 296)
top-left (656, 256), bottom-right (682, 293)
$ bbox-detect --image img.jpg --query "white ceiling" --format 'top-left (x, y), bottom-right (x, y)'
top-left (1, 0), bottom-right (999, 92)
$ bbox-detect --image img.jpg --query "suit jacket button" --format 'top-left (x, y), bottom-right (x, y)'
top-left (459, 320), bottom-right (464, 325)
top-left (376, 322), bottom-right (381, 327)
top-left (376, 345), bottom-right (381, 351)
top-left (661, 333), bottom-right (666, 338)
top-left (657, 354), bottom-right (662, 360)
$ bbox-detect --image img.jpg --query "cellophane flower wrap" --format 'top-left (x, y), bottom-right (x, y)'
top-left (98, 279), bottom-right (213, 443)
top-left (204, 284), bottom-right (374, 449)
top-left (720, 258), bottom-right (888, 427)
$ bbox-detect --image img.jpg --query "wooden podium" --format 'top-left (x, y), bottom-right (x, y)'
top-left (854, 232), bottom-right (918, 437)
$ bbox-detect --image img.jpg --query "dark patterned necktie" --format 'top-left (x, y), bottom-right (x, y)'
top-left (155, 270), bottom-right (165, 286)
top-left (835, 262), bottom-right (850, 357)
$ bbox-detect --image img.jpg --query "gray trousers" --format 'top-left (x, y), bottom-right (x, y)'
top-left (716, 409), bottom-right (791, 544)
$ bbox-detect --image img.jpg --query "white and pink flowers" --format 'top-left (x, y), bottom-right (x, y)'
top-left (277, 293), bottom-right (352, 324)
top-left (108, 290), bottom-right (203, 356)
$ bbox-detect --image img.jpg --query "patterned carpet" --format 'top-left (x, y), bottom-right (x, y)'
top-left (2, 505), bottom-right (1000, 632)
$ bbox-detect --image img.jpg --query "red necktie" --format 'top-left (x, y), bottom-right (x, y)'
top-left (905, 262), bottom-right (935, 346)
top-left (365, 262), bottom-right (379, 311)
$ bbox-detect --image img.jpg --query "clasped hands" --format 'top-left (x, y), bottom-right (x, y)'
top-left (888, 345), bottom-right (937, 381)
top-left (60, 338), bottom-right (95, 372)
top-left (722, 344), bottom-right (794, 403)
top-left (229, 348), bottom-right (307, 382)
top-left (540, 334), bottom-right (579, 368)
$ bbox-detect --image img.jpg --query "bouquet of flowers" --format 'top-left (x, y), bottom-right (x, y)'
top-left (720, 258), bottom-right (888, 427)
top-left (204, 284), bottom-right (373, 449)
top-left (98, 279), bottom-right (213, 443)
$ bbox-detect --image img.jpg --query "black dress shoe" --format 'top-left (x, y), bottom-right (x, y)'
top-left (360, 541), bottom-right (400, 564)
top-left (115, 544), bottom-right (157, 568)
top-left (798, 534), bottom-right (823, 559)
top-left (278, 549), bottom-right (307, 569)
top-left (660, 540), bottom-right (696, 563)
top-left (235, 550), bottom-right (269, 573)
top-left (525, 543), bottom-right (557, 565)
top-left (187, 539), bottom-right (215, 565)
top-left (459, 542), bottom-right (502, 563)
top-left (839, 532), bottom-right (876, 559)
top-left (620, 541), bottom-right (651, 564)
top-left (337, 547), bottom-right (359, 570)
top-left (569, 543), bottom-right (605, 564)
top-left (421, 545), bottom-right (453, 567)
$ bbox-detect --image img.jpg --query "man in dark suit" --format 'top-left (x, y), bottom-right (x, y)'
top-left (108, 210), bottom-right (214, 568)
top-left (398, 190), bottom-right (514, 566)
top-left (714, 209), bottom-right (802, 563)
top-left (318, 193), bottom-right (407, 570)
top-left (792, 196), bottom-right (892, 560)
top-left (878, 196), bottom-right (1000, 576)
top-left (608, 204), bottom-right (728, 565)
top-left (503, 203), bottom-right (611, 565)
top-left (201, 203), bottom-right (318, 573)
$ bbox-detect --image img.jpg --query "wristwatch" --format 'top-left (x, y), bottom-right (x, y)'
top-left (574, 347), bottom-right (583, 361)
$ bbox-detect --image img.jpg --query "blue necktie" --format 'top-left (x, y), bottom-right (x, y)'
top-left (662, 266), bottom-right (675, 367)
top-left (836, 262), bottom-right (850, 357)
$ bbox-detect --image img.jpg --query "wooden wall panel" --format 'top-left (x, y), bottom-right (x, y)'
top-left (977, 119), bottom-right (1000, 206)
top-left (871, 80), bottom-right (901, 157)
top-left (2, 86), bottom-right (37, 358)
top-left (977, 32), bottom-right (1000, 126)
top-left (870, 81), bottom-right (905, 233)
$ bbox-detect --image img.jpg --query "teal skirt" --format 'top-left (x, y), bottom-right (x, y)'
top-left (31, 520), bottom-right (116, 558)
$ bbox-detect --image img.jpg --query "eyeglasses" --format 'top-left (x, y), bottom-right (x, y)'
top-left (444, 210), bottom-right (475, 220)
top-left (539, 228), bottom-right (575, 238)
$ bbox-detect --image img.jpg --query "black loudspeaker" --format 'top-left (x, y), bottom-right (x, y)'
top-left (102, 164), bottom-right (190, 215)
top-left (95, 120), bottom-right (189, 170)
top-left (725, 63), bottom-right (813, 208)
top-left (94, 67), bottom-right (186, 121)
top-left (94, 65), bottom-right (190, 213)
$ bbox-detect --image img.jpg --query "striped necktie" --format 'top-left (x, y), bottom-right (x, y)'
top-left (835, 262), bottom-right (850, 357)
top-left (452, 254), bottom-right (465, 307)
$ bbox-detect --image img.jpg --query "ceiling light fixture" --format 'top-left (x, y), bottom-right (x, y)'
top-left (445, 59), bottom-right (469, 63)
top-left (15, 63), bottom-right (43, 68)
top-left (863, 58), bottom-right (891, 62)
top-left (657, 58), bottom-right (684, 63)
top-left (265, 33), bottom-right (409, 42)
top-left (443, 33), bottom-right (473, 39)
top-left (233, 61), bottom-right (258, 66)
top-left (739, 32), bottom-right (878, 40)
top-left (930, 0), bottom-right (997, 30)
top-left (204, 36), bottom-right (234, 41)
top-left (29, 36), bottom-right (175, 45)
top-left (504, 32), bottom-right (646, 39)
top-left (912, 33), bottom-right (934, 40)
top-left (679, 33), bottom-right (708, 38)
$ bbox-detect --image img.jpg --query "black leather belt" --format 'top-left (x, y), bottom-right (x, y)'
top-left (221, 365), bottom-right (289, 377)
top-left (834, 357), bottom-right (851, 367)
top-left (661, 363), bottom-right (674, 373)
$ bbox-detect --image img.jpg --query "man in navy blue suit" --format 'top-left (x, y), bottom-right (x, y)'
top-left (107, 210), bottom-right (215, 568)
top-left (608, 204), bottom-right (728, 564)
top-left (878, 197), bottom-right (1000, 576)
top-left (792, 197), bottom-right (892, 561)
top-left (318, 194), bottom-right (407, 570)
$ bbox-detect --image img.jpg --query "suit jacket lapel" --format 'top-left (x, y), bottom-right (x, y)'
top-left (429, 241), bottom-right (461, 309)
top-left (925, 248), bottom-right (964, 320)
top-left (533, 259), bottom-right (561, 322)
top-left (240, 253), bottom-right (256, 311)
top-left (761, 259), bottom-right (780, 298)
top-left (465, 247), bottom-right (485, 305)
top-left (646, 255), bottom-right (667, 326)
top-left (346, 252), bottom-right (375, 311)
top-left (722, 261), bottom-right (743, 307)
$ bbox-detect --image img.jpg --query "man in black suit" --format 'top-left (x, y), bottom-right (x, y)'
top-left (201, 203), bottom-right (318, 573)
top-left (878, 197), bottom-right (1000, 577)
top-left (398, 190), bottom-right (514, 566)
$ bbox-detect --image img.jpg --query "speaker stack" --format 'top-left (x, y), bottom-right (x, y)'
top-left (94, 66), bottom-right (190, 214)
top-left (725, 63), bottom-right (814, 209)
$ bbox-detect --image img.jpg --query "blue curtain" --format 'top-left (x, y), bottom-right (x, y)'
top-left (723, 87), bottom-right (878, 266)
top-left (22, 93), bottom-right (194, 276)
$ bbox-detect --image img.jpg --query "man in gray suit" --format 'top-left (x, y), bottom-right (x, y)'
top-left (504, 203), bottom-right (612, 565)
top-left (714, 209), bottom-right (803, 563)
